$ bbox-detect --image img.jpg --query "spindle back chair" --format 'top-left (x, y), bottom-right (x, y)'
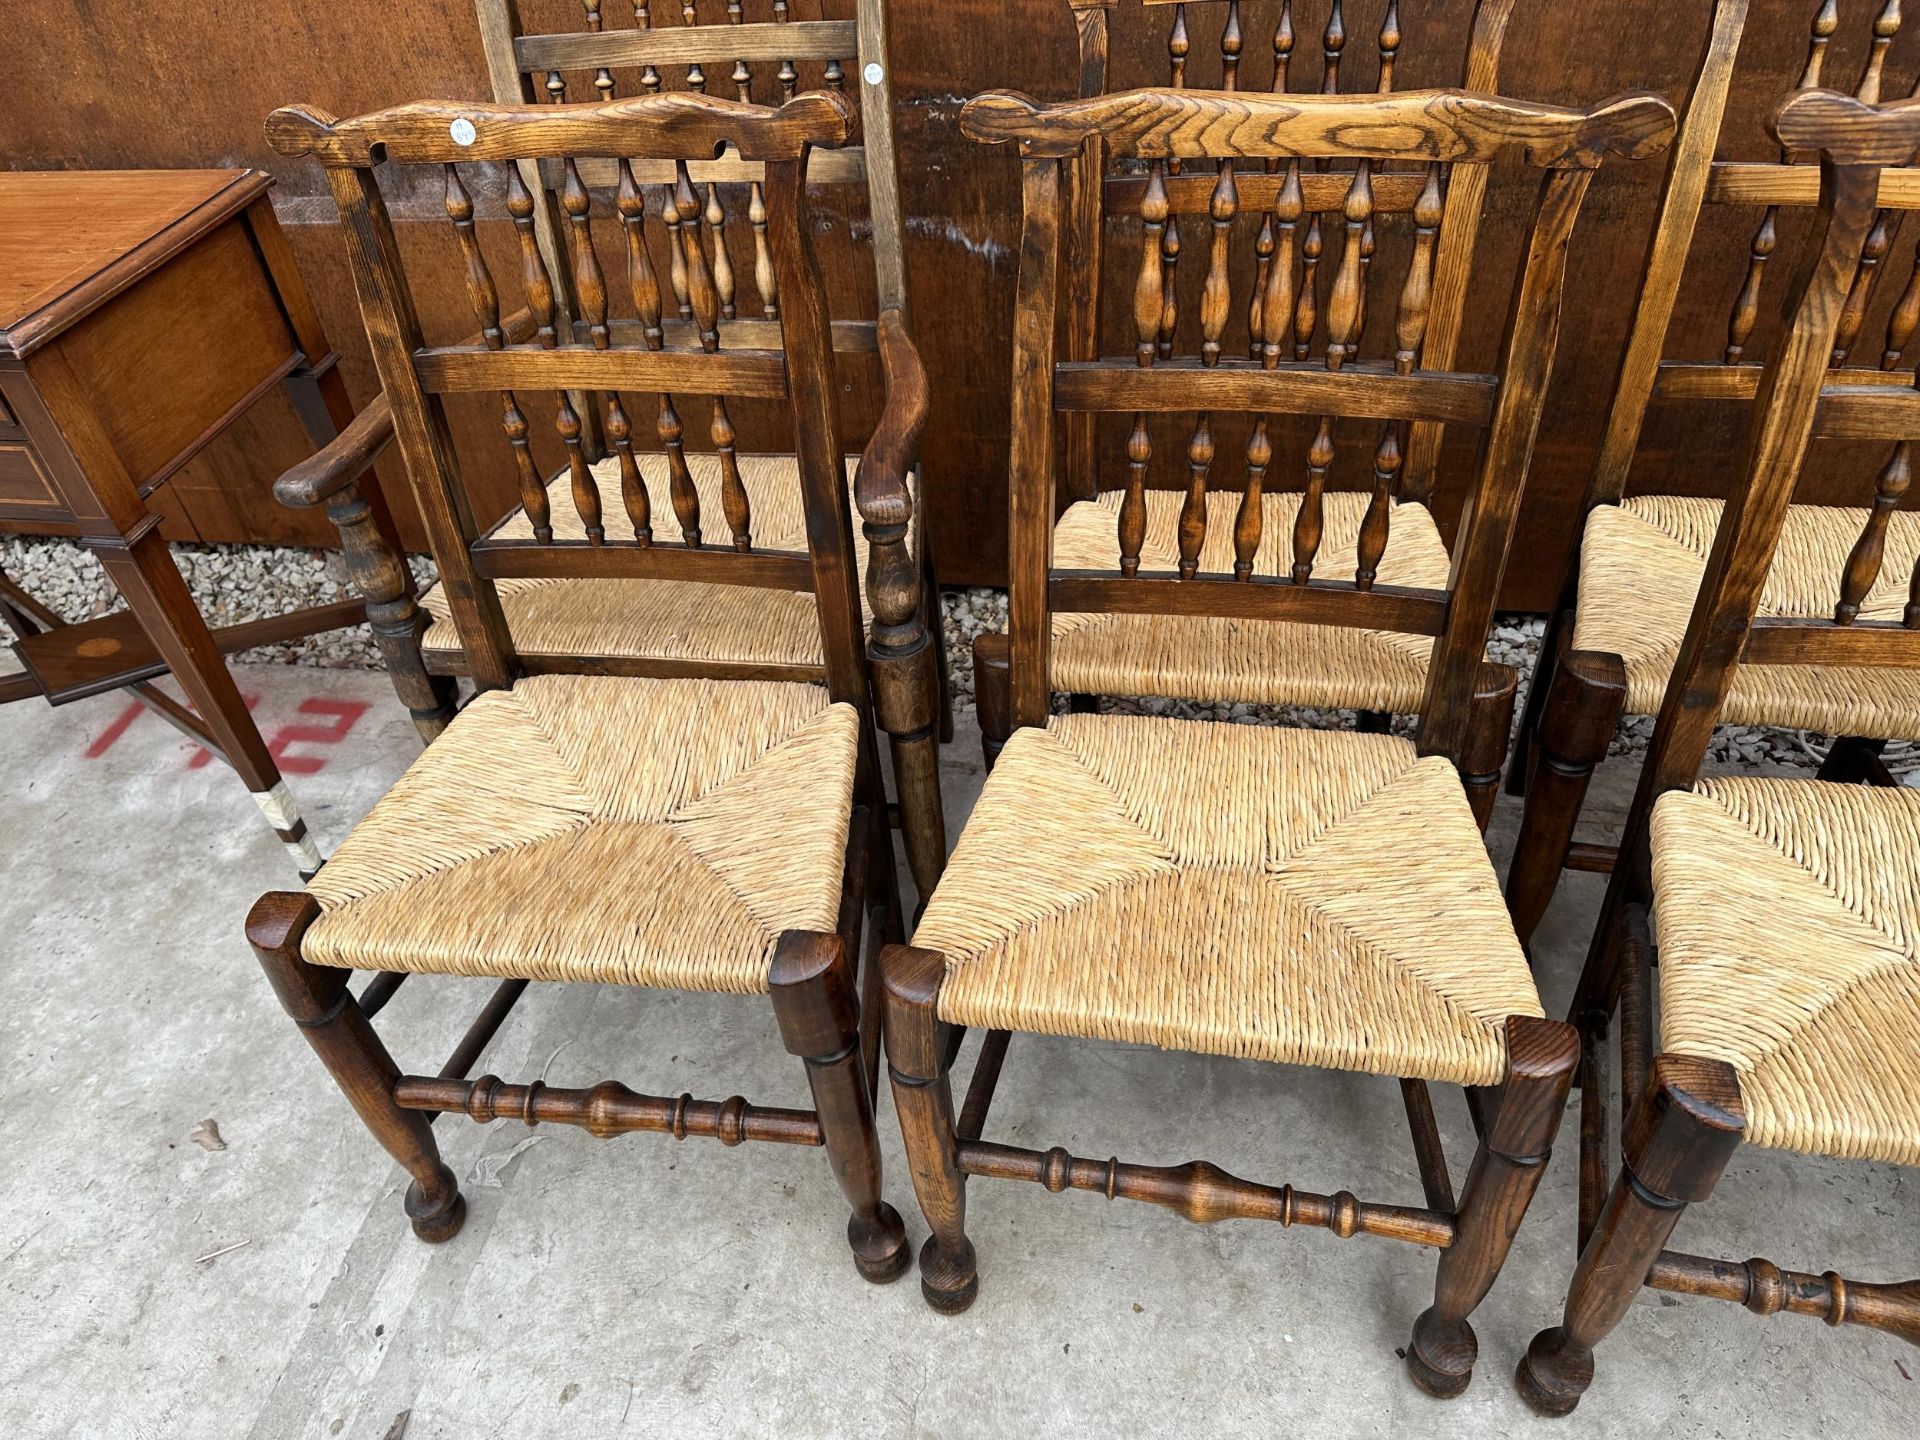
top-left (1520, 87), bottom-right (1920, 1415)
top-left (878, 82), bottom-right (1674, 1398)
top-left (1507, 0), bottom-right (1920, 945)
top-left (246, 88), bottom-right (912, 1284)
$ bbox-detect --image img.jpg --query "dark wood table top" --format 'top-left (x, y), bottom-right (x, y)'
top-left (0, 168), bottom-right (273, 358)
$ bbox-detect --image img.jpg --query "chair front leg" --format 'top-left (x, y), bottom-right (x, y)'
top-left (1505, 649), bottom-right (1627, 947)
top-left (1408, 1016), bottom-right (1578, 1398)
top-left (883, 944), bottom-right (979, 1313)
top-left (770, 931), bottom-right (909, 1283)
top-left (1462, 661), bottom-right (1519, 832)
top-left (326, 479), bottom-right (457, 743)
top-left (246, 893), bottom-right (464, 1242)
top-left (972, 633), bottom-right (1012, 772)
top-left (1517, 1055), bottom-right (1744, 1416)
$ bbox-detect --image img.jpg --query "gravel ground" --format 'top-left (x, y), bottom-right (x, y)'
top-left (7, 534), bottom-right (1908, 774)
top-left (1, 536), bottom-right (435, 670)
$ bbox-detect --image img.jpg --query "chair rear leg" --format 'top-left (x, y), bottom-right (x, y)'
top-left (246, 893), bottom-right (464, 1242)
top-left (1505, 650), bottom-right (1627, 948)
top-left (1517, 1055), bottom-right (1743, 1416)
top-left (883, 944), bottom-right (978, 1313)
top-left (973, 633), bottom-right (1012, 772)
top-left (1408, 1017), bottom-right (1578, 1398)
top-left (771, 931), bottom-right (909, 1283)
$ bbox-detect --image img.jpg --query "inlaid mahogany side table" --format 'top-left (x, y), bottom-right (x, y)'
top-left (0, 169), bottom-right (392, 876)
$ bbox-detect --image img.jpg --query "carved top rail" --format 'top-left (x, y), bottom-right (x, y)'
top-left (264, 91), bottom-right (851, 166)
top-left (960, 87), bottom-right (1676, 168)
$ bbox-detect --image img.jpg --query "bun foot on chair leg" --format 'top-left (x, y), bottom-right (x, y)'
top-left (1406, 1307), bottom-right (1478, 1398)
top-left (405, 1169), bottom-right (466, 1244)
top-left (1515, 1326), bottom-right (1594, 1417)
top-left (850, 1203), bottom-right (911, 1283)
top-left (918, 1236), bottom-right (978, 1314)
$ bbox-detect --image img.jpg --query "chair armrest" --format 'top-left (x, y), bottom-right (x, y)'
top-left (274, 393), bottom-right (395, 509)
top-left (854, 308), bottom-right (930, 531)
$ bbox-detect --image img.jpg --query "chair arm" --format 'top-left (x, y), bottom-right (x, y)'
top-left (274, 393), bottom-right (395, 509)
top-left (854, 308), bottom-right (930, 531)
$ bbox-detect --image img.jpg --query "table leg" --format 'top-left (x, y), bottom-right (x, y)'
top-left (89, 525), bottom-right (322, 878)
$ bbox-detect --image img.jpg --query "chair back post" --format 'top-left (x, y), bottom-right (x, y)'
top-left (967, 83), bottom-right (1677, 766)
top-left (1585, 0), bottom-right (1754, 511)
top-left (765, 152), bottom-right (872, 708)
top-left (317, 159), bottom-right (518, 691)
top-left (267, 90), bottom-right (866, 694)
top-left (1417, 161), bottom-right (1595, 759)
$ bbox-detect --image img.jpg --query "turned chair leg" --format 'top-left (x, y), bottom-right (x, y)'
top-left (883, 944), bottom-right (978, 1313)
top-left (770, 931), bottom-right (910, 1283)
top-left (246, 893), bottom-right (464, 1242)
top-left (1505, 649), bottom-right (1627, 947)
top-left (1517, 1055), bottom-right (1744, 1417)
top-left (325, 478), bottom-right (457, 744)
top-left (972, 633), bottom-right (1012, 773)
top-left (1508, 599), bottom-right (1574, 797)
top-left (1408, 1016), bottom-right (1578, 1398)
top-left (1462, 662), bottom-right (1519, 833)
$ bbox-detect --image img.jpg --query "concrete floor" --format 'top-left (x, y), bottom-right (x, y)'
top-left (2, 661), bottom-right (1916, 1438)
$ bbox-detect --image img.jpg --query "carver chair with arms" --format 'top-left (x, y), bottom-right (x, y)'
top-left (247, 86), bottom-right (911, 1282)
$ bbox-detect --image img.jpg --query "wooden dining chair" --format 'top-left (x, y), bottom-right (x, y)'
top-left (882, 82), bottom-right (1675, 1396)
top-left (1507, 0), bottom-right (1920, 946)
top-left (1518, 87), bottom-right (1920, 1416)
top-left (970, 0), bottom-right (1523, 757)
top-left (246, 87), bottom-right (912, 1283)
top-left (273, 0), bottom-right (949, 907)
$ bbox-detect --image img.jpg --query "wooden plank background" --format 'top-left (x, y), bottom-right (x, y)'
top-left (4, 1), bottom-right (1913, 609)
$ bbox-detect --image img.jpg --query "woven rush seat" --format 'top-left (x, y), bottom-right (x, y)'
top-left (1651, 776), bottom-right (1920, 1167)
top-left (1575, 496), bottom-right (1920, 736)
top-left (420, 454), bottom-right (904, 670)
top-left (301, 674), bottom-right (857, 991)
top-left (913, 713), bottom-right (1542, 1086)
top-left (1050, 490), bottom-right (1453, 713)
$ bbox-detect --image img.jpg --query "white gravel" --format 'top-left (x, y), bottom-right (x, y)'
top-left (8, 537), bottom-right (1907, 776)
top-left (1, 536), bottom-right (435, 669)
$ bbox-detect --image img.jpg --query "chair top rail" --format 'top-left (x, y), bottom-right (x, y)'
top-left (959, 86), bottom-right (1676, 168)
top-left (265, 90), bottom-right (853, 168)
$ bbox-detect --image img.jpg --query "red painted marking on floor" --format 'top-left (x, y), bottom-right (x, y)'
top-left (83, 702), bottom-right (147, 759)
top-left (268, 696), bottom-right (370, 775)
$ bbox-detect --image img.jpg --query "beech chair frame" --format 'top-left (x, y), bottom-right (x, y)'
top-left (272, 0), bottom-right (949, 905)
top-left (1506, 0), bottom-right (1920, 946)
top-left (884, 81), bottom-right (1674, 1397)
top-left (1518, 88), bottom-right (1920, 1417)
top-left (248, 89), bottom-right (912, 1281)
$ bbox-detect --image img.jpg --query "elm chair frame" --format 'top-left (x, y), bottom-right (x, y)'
top-left (247, 88), bottom-right (911, 1281)
top-left (1507, 0), bottom-right (1920, 945)
top-left (970, 0), bottom-right (1526, 747)
top-left (885, 82), bottom-right (1675, 1395)
top-left (1518, 88), bottom-right (1920, 1416)
top-left (272, 0), bottom-right (949, 906)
